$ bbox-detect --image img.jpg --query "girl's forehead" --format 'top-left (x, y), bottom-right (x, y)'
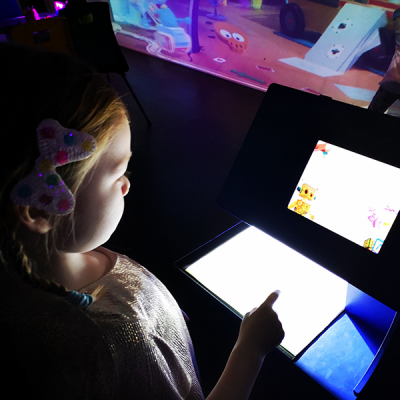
top-left (81, 120), bottom-right (131, 184)
top-left (102, 120), bottom-right (132, 162)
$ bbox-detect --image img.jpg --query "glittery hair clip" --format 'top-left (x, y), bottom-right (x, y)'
top-left (11, 119), bottom-right (96, 215)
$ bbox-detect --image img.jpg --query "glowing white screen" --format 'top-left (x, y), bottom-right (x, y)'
top-left (186, 226), bottom-right (348, 357)
top-left (288, 141), bottom-right (400, 254)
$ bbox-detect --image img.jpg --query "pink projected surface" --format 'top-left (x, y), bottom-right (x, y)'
top-left (108, 0), bottom-right (399, 110)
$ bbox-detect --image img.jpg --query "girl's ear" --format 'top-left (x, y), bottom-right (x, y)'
top-left (13, 205), bottom-right (53, 234)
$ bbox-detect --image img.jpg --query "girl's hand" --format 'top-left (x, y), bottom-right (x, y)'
top-left (235, 291), bottom-right (284, 359)
top-left (206, 291), bottom-right (285, 400)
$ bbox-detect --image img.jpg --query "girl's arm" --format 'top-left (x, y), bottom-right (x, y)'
top-left (206, 291), bottom-right (284, 400)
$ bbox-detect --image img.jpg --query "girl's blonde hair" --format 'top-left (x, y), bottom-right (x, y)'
top-left (0, 43), bottom-right (128, 300)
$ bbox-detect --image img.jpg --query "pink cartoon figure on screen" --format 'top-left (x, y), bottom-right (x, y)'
top-left (364, 205), bottom-right (398, 254)
top-left (288, 183), bottom-right (317, 220)
top-left (367, 205), bottom-right (398, 229)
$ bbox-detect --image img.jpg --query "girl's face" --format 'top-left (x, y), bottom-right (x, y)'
top-left (58, 117), bottom-right (132, 253)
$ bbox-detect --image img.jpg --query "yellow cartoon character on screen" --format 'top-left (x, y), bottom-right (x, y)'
top-left (288, 183), bottom-right (317, 220)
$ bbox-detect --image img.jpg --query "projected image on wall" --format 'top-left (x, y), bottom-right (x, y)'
top-left (108, 0), bottom-right (399, 109)
top-left (288, 140), bottom-right (400, 254)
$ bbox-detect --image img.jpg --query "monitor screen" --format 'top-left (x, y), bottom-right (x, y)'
top-left (288, 141), bottom-right (400, 254)
top-left (184, 225), bottom-right (348, 358)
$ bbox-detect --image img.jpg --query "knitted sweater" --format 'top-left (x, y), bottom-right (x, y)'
top-left (0, 250), bottom-right (204, 400)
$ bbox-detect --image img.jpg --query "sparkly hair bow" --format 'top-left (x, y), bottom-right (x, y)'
top-left (11, 119), bottom-right (97, 215)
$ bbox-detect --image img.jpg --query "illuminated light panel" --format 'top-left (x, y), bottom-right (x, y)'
top-left (186, 226), bottom-right (348, 357)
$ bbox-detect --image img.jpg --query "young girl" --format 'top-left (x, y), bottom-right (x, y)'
top-left (0, 43), bottom-right (284, 399)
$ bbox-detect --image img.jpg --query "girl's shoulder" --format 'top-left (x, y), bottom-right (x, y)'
top-left (89, 247), bottom-right (164, 292)
top-left (81, 249), bottom-right (186, 340)
top-left (75, 246), bottom-right (153, 293)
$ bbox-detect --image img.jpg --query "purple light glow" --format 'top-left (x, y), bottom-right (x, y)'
top-left (54, 1), bottom-right (67, 11)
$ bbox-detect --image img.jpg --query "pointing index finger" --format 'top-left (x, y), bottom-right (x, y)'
top-left (264, 290), bottom-right (280, 307)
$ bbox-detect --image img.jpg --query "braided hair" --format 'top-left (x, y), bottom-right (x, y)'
top-left (0, 43), bottom-right (128, 303)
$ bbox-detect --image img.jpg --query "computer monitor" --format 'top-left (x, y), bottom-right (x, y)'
top-left (216, 83), bottom-right (400, 311)
top-left (287, 140), bottom-right (400, 255)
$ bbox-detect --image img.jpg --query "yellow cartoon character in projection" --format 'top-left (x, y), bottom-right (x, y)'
top-left (288, 183), bottom-right (317, 220)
